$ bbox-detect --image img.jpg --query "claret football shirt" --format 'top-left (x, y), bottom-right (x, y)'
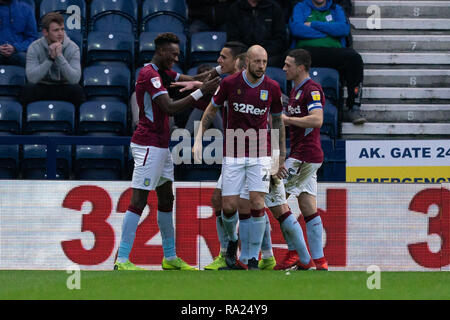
top-left (286, 77), bottom-right (324, 163)
top-left (212, 70), bottom-right (283, 157)
top-left (132, 63), bottom-right (180, 148)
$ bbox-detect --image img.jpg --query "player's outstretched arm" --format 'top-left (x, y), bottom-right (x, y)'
top-left (154, 75), bottom-right (220, 116)
top-left (282, 108), bottom-right (323, 129)
top-left (177, 66), bottom-right (222, 83)
top-left (192, 102), bottom-right (220, 163)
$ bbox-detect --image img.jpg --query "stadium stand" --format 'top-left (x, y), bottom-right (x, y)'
top-left (22, 101), bottom-right (75, 179)
top-left (89, 0), bottom-right (138, 35)
top-left (86, 31), bottom-right (135, 68)
top-left (189, 31), bottom-right (226, 67)
top-left (0, 144), bottom-right (20, 179)
top-left (266, 66), bottom-right (287, 95)
top-left (141, 0), bottom-right (187, 34)
top-left (0, 101), bottom-right (22, 178)
top-left (0, 65), bottom-right (26, 100)
top-left (75, 145), bottom-right (125, 180)
top-left (39, 0), bottom-right (87, 36)
top-left (346, 0), bottom-right (450, 138)
top-left (83, 64), bottom-right (131, 102)
top-left (0, 101), bottom-right (22, 135)
top-left (78, 101), bottom-right (128, 136)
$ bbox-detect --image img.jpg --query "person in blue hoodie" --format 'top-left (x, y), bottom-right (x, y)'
top-left (0, 0), bottom-right (38, 66)
top-left (289, 0), bottom-right (366, 125)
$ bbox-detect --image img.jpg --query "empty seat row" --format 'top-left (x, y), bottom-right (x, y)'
top-left (27, 0), bottom-right (188, 35)
top-left (0, 100), bottom-right (128, 136)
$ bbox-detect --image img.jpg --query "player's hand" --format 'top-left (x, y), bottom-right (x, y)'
top-left (170, 81), bottom-right (203, 92)
top-left (281, 113), bottom-right (290, 126)
top-left (276, 162), bottom-right (288, 180)
top-left (199, 74), bottom-right (220, 96)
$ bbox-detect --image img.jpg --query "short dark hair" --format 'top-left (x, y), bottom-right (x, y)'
top-left (223, 41), bottom-right (248, 58)
top-left (287, 49), bottom-right (312, 72)
top-left (41, 12), bottom-right (64, 31)
top-left (154, 32), bottom-right (180, 50)
top-left (235, 53), bottom-right (247, 70)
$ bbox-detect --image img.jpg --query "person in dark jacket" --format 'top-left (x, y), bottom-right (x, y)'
top-left (289, 0), bottom-right (366, 124)
top-left (226, 0), bottom-right (288, 68)
top-left (0, 0), bottom-right (38, 66)
top-left (187, 0), bottom-right (236, 34)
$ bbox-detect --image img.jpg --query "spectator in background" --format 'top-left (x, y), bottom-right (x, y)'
top-left (289, 0), bottom-right (367, 124)
top-left (0, 0), bottom-right (38, 66)
top-left (187, 0), bottom-right (236, 34)
top-left (226, 0), bottom-right (288, 68)
top-left (22, 12), bottom-right (85, 108)
top-left (185, 63), bottom-right (223, 135)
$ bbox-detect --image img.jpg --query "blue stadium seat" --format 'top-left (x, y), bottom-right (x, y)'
top-left (142, 0), bottom-right (187, 21)
top-left (21, 144), bottom-right (72, 179)
top-left (321, 102), bottom-right (338, 138)
top-left (0, 145), bottom-right (19, 179)
top-left (141, 0), bottom-right (187, 33)
top-left (141, 13), bottom-right (186, 34)
top-left (78, 101), bottom-right (127, 135)
top-left (0, 101), bottom-right (22, 135)
top-left (24, 101), bottom-right (75, 134)
top-left (310, 67), bottom-right (340, 105)
top-left (39, 0), bottom-right (87, 35)
top-left (83, 64), bottom-right (131, 102)
top-left (266, 67), bottom-right (287, 95)
top-left (0, 65), bottom-right (26, 98)
top-left (139, 31), bottom-right (186, 66)
top-left (66, 29), bottom-right (84, 60)
top-left (189, 32), bottom-right (226, 67)
top-left (321, 137), bottom-right (346, 182)
top-left (87, 31), bottom-right (134, 67)
top-left (75, 145), bottom-right (125, 180)
top-left (90, 0), bottom-right (137, 35)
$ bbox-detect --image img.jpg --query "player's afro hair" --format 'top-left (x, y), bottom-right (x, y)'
top-left (154, 32), bottom-right (180, 49)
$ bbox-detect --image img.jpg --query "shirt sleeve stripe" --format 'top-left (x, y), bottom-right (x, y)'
top-left (152, 91), bottom-right (168, 100)
top-left (270, 112), bottom-right (282, 116)
top-left (308, 106), bottom-right (322, 112)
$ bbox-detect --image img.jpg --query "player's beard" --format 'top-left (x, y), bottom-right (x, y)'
top-left (248, 66), bottom-right (265, 80)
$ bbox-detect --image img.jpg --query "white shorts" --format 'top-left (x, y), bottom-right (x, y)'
top-left (221, 157), bottom-right (271, 197)
top-left (130, 143), bottom-right (174, 190)
top-left (264, 176), bottom-right (287, 208)
top-left (283, 158), bottom-right (322, 197)
top-left (216, 173), bottom-right (249, 200)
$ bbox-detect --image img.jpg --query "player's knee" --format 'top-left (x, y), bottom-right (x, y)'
top-left (211, 189), bottom-right (222, 211)
top-left (158, 193), bottom-right (174, 212)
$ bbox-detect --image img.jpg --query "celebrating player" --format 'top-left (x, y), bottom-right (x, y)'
top-left (207, 45), bottom-right (285, 269)
top-left (277, 48), bottom-right (328, 270)
top-left (114, 32), bottom-right (220, 271)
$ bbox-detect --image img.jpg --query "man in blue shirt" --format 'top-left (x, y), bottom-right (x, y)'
top-left (289, 0), bottom-right (366, 124)
top-left (0, 0), bottom-right (38, 66)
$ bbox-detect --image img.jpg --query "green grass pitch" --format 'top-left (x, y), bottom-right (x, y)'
top-left (1, 270), bottom-right (449, 300)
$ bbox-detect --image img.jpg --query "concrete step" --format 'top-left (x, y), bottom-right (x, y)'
top-left (353, 34), bottom-right (450, 52)
top-left (360, 104), bottom-right (450, 122)
top-left (350, 17), bottom-right (450, 30)
top-left (360, 52), bottom-right (450, 64)
top-left (354, 1), bottom-right (450, 18)
top-left (363, 69), bottom-right (450, 87)
top-left (341, 122), bottom-right (450, 135)
top-left (344, 87), bottom-right (450, 99)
